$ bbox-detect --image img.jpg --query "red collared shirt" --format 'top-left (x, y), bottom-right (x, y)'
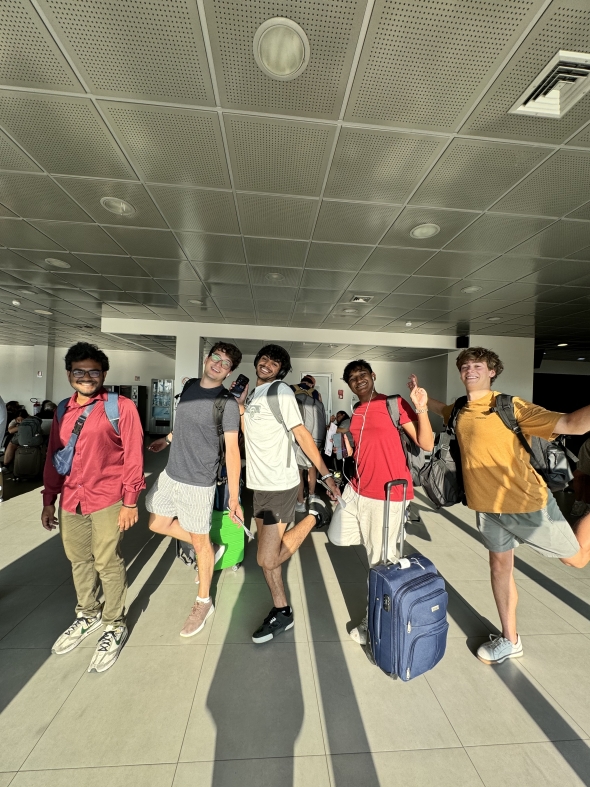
top-left (42, 388), bottom-right (145, 514)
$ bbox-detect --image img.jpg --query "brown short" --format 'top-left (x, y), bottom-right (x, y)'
top-left (253, 485), bottom-right (299, 525)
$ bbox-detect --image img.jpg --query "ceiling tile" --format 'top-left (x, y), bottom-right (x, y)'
top-left (204, 0), bottom-right (367, 120)
top-left (206, 283), bottom-right (251, 299)
top-left (566, 245), bottom-right (590, 261)
top-left (306, 242), bottom-right (372, 271)
top-left (300, 268), bottom-right (356, 290)
top-left (0, 91), bottom-right (134, 178)
top-left (491, 151), bottom-right (590, 217)
top-left (160, 280), bottom-right (209, 298)
top-left (416, 251), bottom-right (497, 278)
top-left (393, 276), bottom-right (460, 295)
top-left (0, 173), bottom-right (90, 222)
top-left (19, 250), bottom-right (96, 273)
top-left (518, 261), bottom-right (590, 286)
top-left (74, 254), bottom-right (148, 277)
top-left (102, 276), bottom-right (166, 294)
top-left (56, 178), bottom-right (166, 228)
top-left (446, 214), bottom-right (553, 253)
top-left (37, 0), bottom-right (214, 104)
top-left (485, 282), bottom-right (556, 301)
top-left (410, 139), bottom-right (550, 210)
top-left (364, 247), bottom-right (435, 276)
top-left (106, 226), bottom-right (185, 259)
top-left (225, 115), bottom-right (335, 196)
top-left (349, 272), bottom-right (408, 292)
top-left (237, 194), bottom-right (317, 239)
top-left (471, 255), bottom-right (557, 282)
top-left (566, 203), bottom-right (590, 221)
top-left (30, 221), bottom-right (125, 255)
top-left (0, 218), bottom-right (64, 250)
top-left (380, 207), bottom-right (478, 249)
top-left (252, 285), bottom-right (297, 303)
top-left (0, 202), bottom-right (16, 218)
top-left (297, 287), bottom-right (343, 303)
top-left (293, 303), bottom-right (332, 316)
top-left (510, 221), bottom-right (590, 259)
top-left (133, 258), bottom-right (198, 280)
top-left (325, 129), bottom-right (445, 202)
top-left (436, 279), bottom-right (509, 298)
top-left (101, 100), bottom-right (230, 189)
top-left (193, 262), bottom-right (249, 285)
top-left (148, 185), bottom-right (238, 233)
top-left (250, 266), bottom-right (302, 288)
top-left (0, 130), bottom-right (41, 172)
top-left (56, 271), bottom-right (120, 290)
top-left (244, 237), bottom-right (308, 268)
top-left (0, 248), bottom-right (45, 271)
top-left (174, 232), bottom-right (244, 263)
top-left (313, 201), bottom-right (401, 244)
top-left (345, 0), bottom-right (543, 131)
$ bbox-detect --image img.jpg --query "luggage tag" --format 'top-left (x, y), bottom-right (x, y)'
top-left (234, 514), bottom-right (255, 541)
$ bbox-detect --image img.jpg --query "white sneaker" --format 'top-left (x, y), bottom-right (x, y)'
top-left (88, 624), bottom-right (128, 673)
top-left (194, 543), bottom-right (226, 583)
top-left (349, 621), bottom-right (368, 645)
top-left (309, 494), bottom-right (322, 504)
top-left (477, 634), bottom-right (523, 665)
top-left (295, 501), bottom-right (307, 513)
top-left (52, 612), bottom-right (103, 655)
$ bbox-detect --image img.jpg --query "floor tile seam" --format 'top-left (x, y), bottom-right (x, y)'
top-left (422, 670), bottom-right (469, 752)
top-left (0, 574), bottom-right (74, 644)
top-left (16, 761), bottom-right (179, 773)
top-left (514, 658), bottom-right (590, 740)
top-left (177, 753), bottom-right (330, 765)
top-left (512, 579), bottom-right (590, 635)
top-left (461, 738), bottom-right (590, 750)
top-left (461, 745), bottom-right (499, 787)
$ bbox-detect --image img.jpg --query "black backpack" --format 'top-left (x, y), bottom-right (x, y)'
top-left (419, 397), bottom-right (466, 509)
top-left (17, 416), bottom-right (44, 447)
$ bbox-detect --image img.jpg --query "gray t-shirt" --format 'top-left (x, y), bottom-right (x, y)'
top-left (166, 380), bottom-right (240, 487)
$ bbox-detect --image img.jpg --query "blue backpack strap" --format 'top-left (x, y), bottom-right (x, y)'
top-left (56, 398), bottom-right (69, 424)
top-left (103, 392), bottom-right (120, 435)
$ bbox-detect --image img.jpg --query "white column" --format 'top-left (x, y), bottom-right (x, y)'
top-left (174, 331), bottom-right (205, 395)
top-left (32, 345), bottom-right (54, 404)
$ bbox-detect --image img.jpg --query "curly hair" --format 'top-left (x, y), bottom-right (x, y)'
top-left (456, 347), bottom-right (504, 380)
top-left (254, 344), bottom-right (292, 380)
top-left (208, 341), bottom-right (242, 371)
top-left (65, 342), bottom-right (109, 372)
top-left (343, 359), bottom-right (373, 385)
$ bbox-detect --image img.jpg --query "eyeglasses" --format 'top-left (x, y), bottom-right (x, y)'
top-left (71, 369), bottom-right (102, 379)
top-left (210, 353), bottom-right (232, 370)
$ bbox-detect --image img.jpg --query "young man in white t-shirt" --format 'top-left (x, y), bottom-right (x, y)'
top-left (238, 344), bottom-right (339, 643)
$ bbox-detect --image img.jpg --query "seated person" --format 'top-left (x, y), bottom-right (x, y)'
top-left (2, 409), bottom-right (43, 469)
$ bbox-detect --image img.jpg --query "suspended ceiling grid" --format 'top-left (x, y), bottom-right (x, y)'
top-left (0, 1), bottom-right (588, 359)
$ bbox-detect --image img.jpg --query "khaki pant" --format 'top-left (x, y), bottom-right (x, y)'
top-left (59, 501), bottom-right (126, 626)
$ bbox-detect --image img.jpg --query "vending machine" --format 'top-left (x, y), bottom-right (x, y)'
top-left (119, 385), bottom-right (148, 429)
top-left (148, 379), bottom-right (174, 434)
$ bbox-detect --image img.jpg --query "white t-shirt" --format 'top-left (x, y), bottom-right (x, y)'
top-left (244, 382), bottom-right (303, 491)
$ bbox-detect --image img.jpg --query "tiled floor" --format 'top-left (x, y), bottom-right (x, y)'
top-left (1, 453), bottom-right (590, 786)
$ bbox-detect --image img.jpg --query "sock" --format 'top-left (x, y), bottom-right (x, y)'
top-left (277, 605), bottom-right (291, 616)
top-left (196, 595), bottom-right (210, 603)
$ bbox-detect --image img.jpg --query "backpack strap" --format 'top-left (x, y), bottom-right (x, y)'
top-left (447, 396), bottom-right (467, 433)
top-left (267, 380), bottom-right (293, 468)
top-left (176, 377), bottom-right (198, 402)
top-left (56, 398), bottom-right (69, 424)
top-left (213, 389), bottom-right (230, 456)
top-left (491, 393), bottom-right (533, 457)
top-left (103, 392), bottom-right (120, 436)
top-left (385, 394), bottom-right (401, 427)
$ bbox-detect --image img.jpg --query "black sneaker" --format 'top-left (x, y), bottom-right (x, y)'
top-left (252, 607), bottom-right (294, 644)
top-left (309, 497), bottom-right (331, 530)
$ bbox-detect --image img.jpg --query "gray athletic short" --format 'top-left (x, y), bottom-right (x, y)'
top-left (253, 485), bottom-right (299, 525)
top-left (476, 491), bottom-right (580, 558)
top-left (296, 440), bottom-right (322, 469)
top-left (145, 469), bottom-right (215, 535)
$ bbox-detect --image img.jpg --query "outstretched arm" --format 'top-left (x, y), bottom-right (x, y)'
top-left (408, 374), bottom-right (447, 417)
top-left (402, 382), bottom-right (434, 452)
top-left (555, 405), bottom-right (590, 435)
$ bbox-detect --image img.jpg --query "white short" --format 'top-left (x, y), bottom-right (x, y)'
top-left (328, 484), bottom-right (409, 567)
top-left (145, 469), bottom-right (215, 535)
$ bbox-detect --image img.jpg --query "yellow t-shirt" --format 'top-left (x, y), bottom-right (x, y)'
top-left (441, 391), bottom-right (562, 514)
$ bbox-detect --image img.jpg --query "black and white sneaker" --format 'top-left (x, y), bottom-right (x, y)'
top-left (252, 607), bottom-right (294, 644)
top-left (309, 498), bottom-right (331, 530)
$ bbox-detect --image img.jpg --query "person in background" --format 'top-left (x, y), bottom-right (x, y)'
top-left (291, 375), bottom-right (327, 514)
top-left (0, 396), bottom-right (6, 502)
top-left (41, 342), bottom-right (145, 674)
top-left (571, 436), bottom-right (590, 519)
top-left (1, 408), bottom-right (30, 470)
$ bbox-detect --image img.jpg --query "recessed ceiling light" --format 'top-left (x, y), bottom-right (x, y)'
top-left (558, 343), bottom-right (568, 347)
top-left (405, 321), bottom-right (413, 327)
top-left (45, 257), bottom-right (70, 269)
top-left (487, 316), bottom-right (502, 322)
top-left (410, 223), bottom-right (440, 239)
top-left (461, 285), bottom-right (482, 294)
top-left (100, 196), bottom-right (136, 216)
top-left (342, 308), bottom-right (358, 314)
top-left (253, 17), bottom-right (310, 81)
top-left (19, 288), bottom-right (37, 295)
top-left (34, 309), bottom-right (53, 315)
top-left (11, 299), bottom-right (20, 306)
top-left (265, 272), bottom-right (285, 281)
top-left (578, 357), bottom-right (586, 360)
top-left (188, 299), bottom-right (204, 305)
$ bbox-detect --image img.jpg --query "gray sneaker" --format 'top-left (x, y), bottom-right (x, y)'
top-left (349, 615), bottom-right (368, 645)
top-left (87, 624), bottom-right (128, 673)
top-left (52, 612), bottom-right (103, 655)
top-left (180, 598), bottom-right (214, 637)
top-left (477, 634), bottom-right (523, 665)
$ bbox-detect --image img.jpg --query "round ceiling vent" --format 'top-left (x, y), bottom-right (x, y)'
top-left (100, 196), bottom-right (136, 216)
top-left (253, 18), bottom-right (310, 81)
top-left (410, 223), bottom-right (440, 239)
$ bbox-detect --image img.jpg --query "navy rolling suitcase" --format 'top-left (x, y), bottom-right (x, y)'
top-left (367, 479), bottom-right (448, 681)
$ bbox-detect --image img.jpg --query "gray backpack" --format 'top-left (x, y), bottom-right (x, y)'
top-left (294, 391), bottom-right (326, 445)
top-left (17, 416), bottom-right (44, 447)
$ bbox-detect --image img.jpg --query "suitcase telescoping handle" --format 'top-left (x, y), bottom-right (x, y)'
top-left (381, 479), bottom-right (408, 565)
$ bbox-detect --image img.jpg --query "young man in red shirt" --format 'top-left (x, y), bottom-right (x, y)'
top-left (328, 359), bottom-right (434, 644)
top-left (41, 342), bottom-right (145, 673)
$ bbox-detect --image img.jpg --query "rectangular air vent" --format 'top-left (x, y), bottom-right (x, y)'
top-left (351, 295), bottom-right (374, 303)
top-left (510, 51), bottom-right (590, 119)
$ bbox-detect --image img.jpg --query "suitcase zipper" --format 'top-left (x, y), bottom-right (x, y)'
top-left (406, 589), bottom-right (446, 633)
top-left (404, 621), bottom-right (449, 681)
top-left (389, 574), bottom-right (437, 673)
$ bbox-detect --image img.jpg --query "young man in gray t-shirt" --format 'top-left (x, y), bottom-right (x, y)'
top-left (147, 342), bottom-right (245, 638)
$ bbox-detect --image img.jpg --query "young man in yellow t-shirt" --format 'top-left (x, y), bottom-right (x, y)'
top-left (410, 347), bottom-right (590, 665)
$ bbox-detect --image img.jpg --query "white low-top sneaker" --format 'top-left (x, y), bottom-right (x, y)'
top-left (52, 612), bottom-right (103, 655)
top-left (477, 634), bottom-right (523, 665)
top-left (87, 624), bottom-right (128, 673)
top-left (295, 501), bottom-right (307, 513)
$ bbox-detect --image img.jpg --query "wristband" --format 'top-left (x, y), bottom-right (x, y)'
top-left (415, 408), bottom-right (428, 414)
top-left (122, 504), bottom-right (138, 508)
top-left (320, 472), bottom-right (333, 481)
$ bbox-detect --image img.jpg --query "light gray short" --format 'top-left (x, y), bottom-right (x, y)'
top-left (476, 491), bottom-right (580, 558)
top-left (145, 469), bottom-right (215, 535)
